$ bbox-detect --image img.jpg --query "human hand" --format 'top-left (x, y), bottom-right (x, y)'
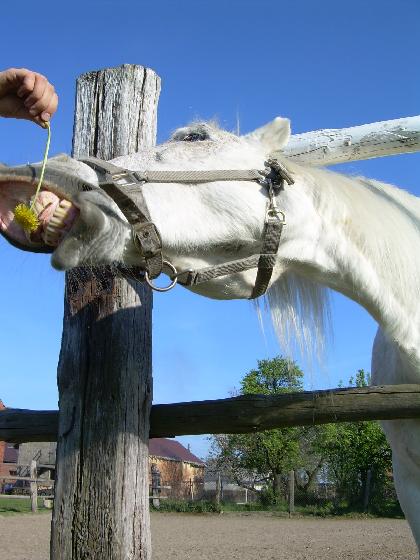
top-left (0, 68), bottom-right (58, 127)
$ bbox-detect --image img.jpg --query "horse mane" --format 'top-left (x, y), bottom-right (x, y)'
top-left (264, 159), bottom-right (420, 360)
top-left (265, 273), bottom-right (331, 363)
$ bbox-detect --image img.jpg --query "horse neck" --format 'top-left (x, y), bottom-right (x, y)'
top-left (281, 164), bottom-right (420, 358)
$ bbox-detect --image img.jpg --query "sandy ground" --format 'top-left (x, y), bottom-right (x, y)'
top-left (0, 512), bottom-right (417, 560)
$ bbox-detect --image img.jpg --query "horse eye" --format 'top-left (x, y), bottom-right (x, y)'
top-left (182, 132), bottom-right (208, 142)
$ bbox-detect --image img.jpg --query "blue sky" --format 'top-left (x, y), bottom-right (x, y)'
top-left (1, 0), bottom-right (419, 458)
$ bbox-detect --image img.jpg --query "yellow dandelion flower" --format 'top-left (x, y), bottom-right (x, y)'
top-left (13, 203), bottom-right (40, 233)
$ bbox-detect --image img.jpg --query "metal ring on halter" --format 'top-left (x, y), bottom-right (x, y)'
top-left (145, 260), bottom-right (178, 292)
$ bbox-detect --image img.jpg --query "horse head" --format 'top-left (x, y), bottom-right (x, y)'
top-left (0, 117), bottom-right (296, 300)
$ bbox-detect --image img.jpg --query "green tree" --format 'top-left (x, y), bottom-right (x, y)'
top-left (210, 363), bottom-right (395, 512)
top-left (318, 370), bottom-right (394, 511)
top-left (240, 357), bottom-right (303, 395)
top-left (210, 357), bottom-right (305, 502)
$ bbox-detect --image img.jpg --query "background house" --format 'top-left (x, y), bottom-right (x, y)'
top-left (149, 438), bottom-right (205, 500)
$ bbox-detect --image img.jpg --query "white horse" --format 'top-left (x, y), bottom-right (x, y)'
top-left (0, 117), bottom-right (419, 551)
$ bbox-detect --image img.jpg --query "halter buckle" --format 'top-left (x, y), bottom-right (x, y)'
top-left (264, 158), bottom-right (295, 188)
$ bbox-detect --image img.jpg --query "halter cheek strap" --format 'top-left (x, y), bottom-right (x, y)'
top-left (79, 156), bottom-right (294, 299)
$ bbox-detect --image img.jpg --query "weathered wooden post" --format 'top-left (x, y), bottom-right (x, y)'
top-left (215, 472), bottom-right (222, 505)
top-left (50, 64), bottom-right (160, 560)
top-left (288, 470), bottom-right (295, 516)
top-left (363, 469), bottom-right (373, 512)
top-left (30, 459), bottom-right (37, 513)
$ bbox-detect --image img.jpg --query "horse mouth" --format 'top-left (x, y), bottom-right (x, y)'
top-left (0, 181), bottom-right (79, 250)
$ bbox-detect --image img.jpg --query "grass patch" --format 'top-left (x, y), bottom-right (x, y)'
top-left (152, 499), bottom-right (222, 513)
top-left (0, 497), bottom-right (51, 516)
top-left (153, 499), bottom-right (405, 519)
top-left (219, 502), bottom-right (288, 513)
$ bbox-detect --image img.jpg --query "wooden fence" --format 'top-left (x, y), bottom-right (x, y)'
top-left (1, 384), bottom-right (420, 443)
top-left (0, 460), bottom-right (54, 512)
top-left (0, 460), bottom-right (170, 511)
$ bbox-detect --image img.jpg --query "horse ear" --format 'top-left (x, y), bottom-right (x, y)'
top-left (244, 117), bottom-right (291, 152)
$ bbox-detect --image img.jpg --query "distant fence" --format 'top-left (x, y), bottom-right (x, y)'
top-left (148, 478), bottom-right (259, 506)
top-left (0, 460), bottom-right (54, 512)
top-left (156, 467), bottom-right (400, 514)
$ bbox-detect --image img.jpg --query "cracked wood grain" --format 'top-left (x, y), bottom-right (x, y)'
top-left (50, 64), bottom-right (160, 560)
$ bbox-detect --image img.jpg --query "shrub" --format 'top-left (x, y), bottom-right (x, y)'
top-left (152, 500), bottom-right (222, 514)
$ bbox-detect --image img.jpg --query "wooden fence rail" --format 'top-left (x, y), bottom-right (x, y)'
top-left (1, 384), bottom-right (419, 443)
top-left (0, 476), bottom-right (55, 484)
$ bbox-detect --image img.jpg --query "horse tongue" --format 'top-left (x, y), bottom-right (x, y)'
top-left (35, 192), bottom-right (61, 223)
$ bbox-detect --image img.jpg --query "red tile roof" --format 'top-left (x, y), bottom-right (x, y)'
top-left (149, 438), bottom-right (204, 465)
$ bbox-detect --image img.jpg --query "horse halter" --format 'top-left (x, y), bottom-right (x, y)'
top-left (80, 156), bottom-right (294, 299)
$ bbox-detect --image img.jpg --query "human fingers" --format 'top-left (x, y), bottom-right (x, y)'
top-left (22, 73), bottom-right (48, 107)
top-left (15, 70), bottom-right (37, 98)
top-left (17, 71), bottom-right (58, 123)
top-left (30, 92), bottom-right (58, 126)
top-left (27, 84), bottom-right (56, 117)
top-left (41, 91), bottom-right (59, 121)
top-left (23, 73), bottom-right (48, 111)
top-left (32, 115), bottom-right (50, 127)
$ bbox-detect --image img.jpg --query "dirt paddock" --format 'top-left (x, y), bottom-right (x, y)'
top-left (0, 512), bottom-right (417, 560)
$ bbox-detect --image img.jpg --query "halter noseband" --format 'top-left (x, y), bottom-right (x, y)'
top-left (80, 157), bottom-right (294, 299)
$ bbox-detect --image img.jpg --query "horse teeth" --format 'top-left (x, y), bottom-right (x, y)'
top-left (42, 198), bottom-right (74, 246)
top-left (45, 224), bottom-right (58, 235)
top-left (50, 199), bottom-right (73, 226)
top-left (44, 226), bottom-right (60, 245)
